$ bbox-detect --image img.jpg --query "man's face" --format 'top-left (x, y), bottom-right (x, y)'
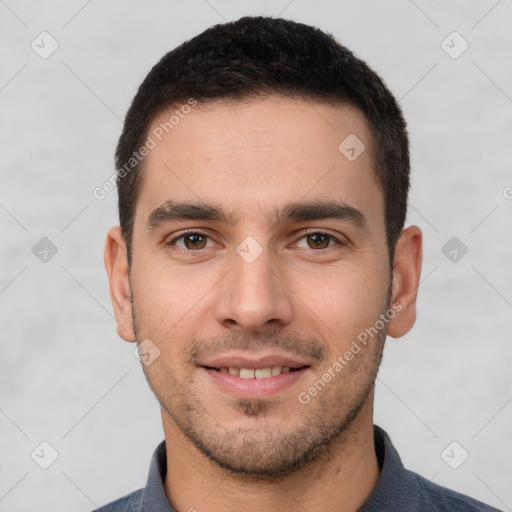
top-left (127, 97), bottom-right (393, 478)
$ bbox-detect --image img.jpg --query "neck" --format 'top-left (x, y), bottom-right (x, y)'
top-left (163, 397), bottom-right (380, 512)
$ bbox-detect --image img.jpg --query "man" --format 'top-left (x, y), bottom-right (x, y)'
top-left (98, 16), bottom-right (499, 512)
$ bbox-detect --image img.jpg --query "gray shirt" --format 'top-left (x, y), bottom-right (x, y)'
top-left (93, 425), bottom-right (501, 511)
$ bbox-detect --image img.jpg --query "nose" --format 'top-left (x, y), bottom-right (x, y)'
top-left (214, 245), bottom-right (294, 333)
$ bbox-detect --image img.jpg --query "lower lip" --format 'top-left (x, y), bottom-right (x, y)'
top-left (202, 367), bottom-right (309, 399)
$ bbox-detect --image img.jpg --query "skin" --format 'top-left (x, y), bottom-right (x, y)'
top-left (105, 96), bottom-right (422, 512)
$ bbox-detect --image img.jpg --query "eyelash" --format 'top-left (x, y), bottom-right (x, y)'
top-left (166, 229), bottom-right (345, 257)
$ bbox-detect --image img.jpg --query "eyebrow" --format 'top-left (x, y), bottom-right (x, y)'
top-left (146, 199), bottom-right (367, 231)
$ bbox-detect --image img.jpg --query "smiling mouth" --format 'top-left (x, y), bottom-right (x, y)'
top-left (204, 365), bottom-right (309, 379)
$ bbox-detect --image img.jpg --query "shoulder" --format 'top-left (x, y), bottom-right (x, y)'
top-left (410, 470), bottom-right (502, 511)
top-left (92, 488), bottom-right (144, 512)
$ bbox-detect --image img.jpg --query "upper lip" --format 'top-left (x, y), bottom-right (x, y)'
top-left (200, 352), bottom-right (311, 369)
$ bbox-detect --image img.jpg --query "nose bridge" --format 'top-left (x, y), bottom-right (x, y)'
top-left (214, 238), bottom-right (293, 331)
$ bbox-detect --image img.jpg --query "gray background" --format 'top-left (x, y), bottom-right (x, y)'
top-left (1, 0), bottom-right (511, 510)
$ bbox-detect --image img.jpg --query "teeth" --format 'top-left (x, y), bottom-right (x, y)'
top-left (271, 366), bottom-right (281, 376)
top-left (218, 366), bottom-right (299, 379)
top-left (255, 368), bottom-right (271, 379)
top-left (240, 368), bottom-right (255, 379)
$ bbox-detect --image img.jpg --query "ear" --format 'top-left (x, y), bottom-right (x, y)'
top-left (104, 226), bottom-right (136, 342)
top-left (387, 225), bottom-right (422, 338)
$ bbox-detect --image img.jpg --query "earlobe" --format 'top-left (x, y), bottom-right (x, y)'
top-left (104, 226), bottom-right (136, 342)
top-left (387, 225), bottom-right (423, 339)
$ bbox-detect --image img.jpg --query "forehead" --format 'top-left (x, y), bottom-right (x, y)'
top-left (137, 96), bottom-right (383, 229)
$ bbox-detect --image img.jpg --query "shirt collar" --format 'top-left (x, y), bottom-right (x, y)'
top-left (359, 425), bottom-right (423, 510)
top-left (142, 438), bottom-right (176, 512)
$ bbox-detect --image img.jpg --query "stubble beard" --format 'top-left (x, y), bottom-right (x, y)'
top-left (132, 290), bottom-right (390, 481)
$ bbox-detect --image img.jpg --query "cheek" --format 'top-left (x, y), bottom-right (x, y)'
top-left (295, 261), bottom-right (389, 348)
top-left (130, 261), bottom-right (217, 336)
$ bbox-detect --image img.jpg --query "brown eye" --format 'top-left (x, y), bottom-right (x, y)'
top-left (182, 233), bottom-right (208, 250)
top-left (306, 233), bottom-right (332, 249)
top-left (294, 231), bottom-right (343, 251)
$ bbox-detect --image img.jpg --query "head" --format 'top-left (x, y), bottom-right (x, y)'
top-left (105, 17), bottom-right (422, 479)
